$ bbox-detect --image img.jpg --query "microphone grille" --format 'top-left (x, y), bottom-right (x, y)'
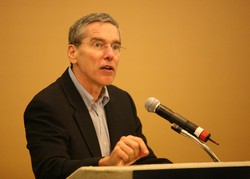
top-left (144, 97), bottom-right (160, 112)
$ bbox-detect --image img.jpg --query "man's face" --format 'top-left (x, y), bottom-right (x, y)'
top-left (68, 22), bottom-right (121, 90)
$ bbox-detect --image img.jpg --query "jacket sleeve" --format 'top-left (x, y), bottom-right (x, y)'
top-left (126, 92), bottom-right (172, 165)
top-left (106, 85), bottom-right (172, 165)
top-left (24, 97), bottom-right (101, 179)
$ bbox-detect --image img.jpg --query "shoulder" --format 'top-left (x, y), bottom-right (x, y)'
top-left (31, 78), bottom-right (63, 103)
top-left (107, 85), bottom-right (130, 97)
top-left (106, 85), bottom-right (136, 108)
top-left (25, 70), bottom-right (71, 112)
top-left (28, 68), bottom-right (74, 105)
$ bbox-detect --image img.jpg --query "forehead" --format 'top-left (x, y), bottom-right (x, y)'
top-left (82, 22), bottom-right (120, 42)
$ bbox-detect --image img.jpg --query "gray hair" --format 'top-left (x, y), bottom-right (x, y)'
top-left (68, 13), bottom-right (120, 47)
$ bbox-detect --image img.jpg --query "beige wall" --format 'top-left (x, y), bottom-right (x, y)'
top-left (1, 0), bottom-right (249, 178)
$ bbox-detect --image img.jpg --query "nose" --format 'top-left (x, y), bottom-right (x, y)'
top-left (103, 46), bottom-right (115, 60)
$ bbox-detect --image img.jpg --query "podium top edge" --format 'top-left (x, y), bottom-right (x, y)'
top-left (75, 161), bottom-right (250, 172)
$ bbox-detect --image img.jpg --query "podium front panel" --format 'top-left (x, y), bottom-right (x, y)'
top-left (134, 166), bottom-right (250, 179)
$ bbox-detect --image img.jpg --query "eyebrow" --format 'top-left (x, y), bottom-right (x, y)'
top-left (90, 37), bottom-right (121, 45)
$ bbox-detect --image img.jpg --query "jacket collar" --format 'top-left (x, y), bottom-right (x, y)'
top-left (59, 68), bottom-right (102, 157)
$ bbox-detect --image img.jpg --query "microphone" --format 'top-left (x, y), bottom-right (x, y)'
top-left (145, 97), bottom-right (219, 145)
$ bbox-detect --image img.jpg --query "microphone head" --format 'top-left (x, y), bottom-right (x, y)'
top-left (145, 97), bottom-right (160, 112)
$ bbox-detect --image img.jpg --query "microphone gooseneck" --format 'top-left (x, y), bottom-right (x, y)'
top-left (145, 97), bottom-right (219, 145)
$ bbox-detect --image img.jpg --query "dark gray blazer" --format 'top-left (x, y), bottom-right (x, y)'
top-left (24, 68), bottom-right (171, 179)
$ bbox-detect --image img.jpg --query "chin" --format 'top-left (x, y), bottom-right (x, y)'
top-left (101, 77), bottom-right (114, 85)
top-left (102, 81), bottom-right (114, 86)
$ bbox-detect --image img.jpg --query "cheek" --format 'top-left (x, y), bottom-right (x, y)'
top-left (78, 51), bottom-right (97, 66)
top-left (114, 57), bottom-right (120, 66)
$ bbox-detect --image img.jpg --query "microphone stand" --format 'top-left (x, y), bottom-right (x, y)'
top-left (171, 123), bottom-right (221, 162)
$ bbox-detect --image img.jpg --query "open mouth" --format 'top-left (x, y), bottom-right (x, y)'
top-left (101, 65), bottom-right (114, 71)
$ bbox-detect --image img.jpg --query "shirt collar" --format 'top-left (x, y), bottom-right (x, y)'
top-left (68, 67), bottom-right (110, 108)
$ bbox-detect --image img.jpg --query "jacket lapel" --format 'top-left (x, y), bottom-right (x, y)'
top-left (59, 68), bottom-right (101, 157)
top-left (105, 88), bottom-right (126, 150)
top-left (73, 109), bottom-right (101, 157)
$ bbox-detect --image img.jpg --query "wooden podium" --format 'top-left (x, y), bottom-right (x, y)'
top-left (67, 161), bottom-right (250, 179)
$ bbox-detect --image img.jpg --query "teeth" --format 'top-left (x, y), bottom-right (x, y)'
top-left (104, 66), bottom-right (112, 70)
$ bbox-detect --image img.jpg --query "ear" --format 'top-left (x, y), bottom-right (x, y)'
top-left (68, 45), bottom-right (78, 64)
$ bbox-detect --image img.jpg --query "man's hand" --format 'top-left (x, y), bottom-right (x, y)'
top-left (99, 135), bottom-right (149, 166)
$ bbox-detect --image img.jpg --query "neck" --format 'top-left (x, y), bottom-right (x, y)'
top-left (72, 67), bottom-right (103, 102)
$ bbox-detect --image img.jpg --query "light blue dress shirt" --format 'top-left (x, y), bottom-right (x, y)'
top-left (68, 67), bottom-right (110, 156)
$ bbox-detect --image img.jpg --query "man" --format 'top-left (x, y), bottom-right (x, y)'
top-left (24, 13), bottom-right (171, 179)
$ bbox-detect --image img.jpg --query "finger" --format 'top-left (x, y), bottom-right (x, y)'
top-left (120, 136), bottom-right (140, 158)
top-left (117, 159), bottom-right (125, 166)
top-left (126, 135), bottom-right (149, 157)
top-left (99, 154), bottom-right (125, 166)
top-left (116, 139), bottom-right (136, 163)
top-left (119, 136), bottom-right (149, 165)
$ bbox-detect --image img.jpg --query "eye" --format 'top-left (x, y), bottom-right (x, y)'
top-left (93, 41), bottom-right (104, 48)
top-left (112, 44), bottom-right (121, 51)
